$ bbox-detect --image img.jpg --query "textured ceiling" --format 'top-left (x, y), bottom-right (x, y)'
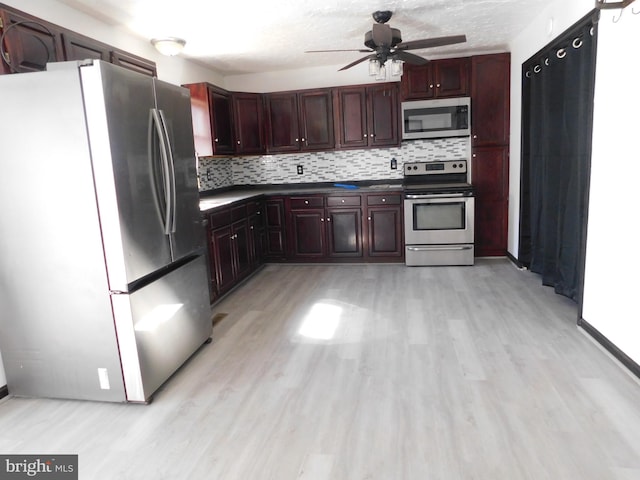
top-left (60, 0), bottom-right (555, 75)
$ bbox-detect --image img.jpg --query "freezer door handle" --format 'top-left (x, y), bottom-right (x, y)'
top-left (149, 108), bottom-right (174, 235)
top-left (407, 245), bottom-right (473, 251)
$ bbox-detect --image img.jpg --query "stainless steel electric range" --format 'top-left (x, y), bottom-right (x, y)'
top-left (403, 160), bottom-right (475, 266)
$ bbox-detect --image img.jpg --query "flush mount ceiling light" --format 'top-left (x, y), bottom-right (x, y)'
top-left (150, 37), bottom-right (186, 56)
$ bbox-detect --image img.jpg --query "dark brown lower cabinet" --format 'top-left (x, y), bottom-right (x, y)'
top-left (264, 197), bottom-right (287, 261)
top-left (206, 199), bottom-right (265, 302)
top-left (326, 208), bottom-right (362, 257)
top-left (365, 193), bottom-right (403, 259)
top-left (472, 146), bottom-right (509, 256)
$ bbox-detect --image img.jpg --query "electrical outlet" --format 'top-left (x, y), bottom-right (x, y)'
top-left (297, 165), bottom-right (304, 175)
top-left (390, 158), bottom-right (397, 170)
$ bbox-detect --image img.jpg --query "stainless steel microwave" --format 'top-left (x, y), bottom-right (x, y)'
top-left (401, 97), bottom-right (471, 140)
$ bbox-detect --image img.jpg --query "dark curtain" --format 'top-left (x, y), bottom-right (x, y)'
top-left (519, 11), bottom-right (598, 301)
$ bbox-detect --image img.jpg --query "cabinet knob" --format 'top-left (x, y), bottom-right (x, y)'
top-left (237, 140), bottom-right (241, 145)
top-left (368, 216), bottom-right (372, 221)
top-left (429, 84), bottom-right (434, 88)
top-left (295, 138), bottom-right (299, 142)
top-left (436, 83), bottom-right (441, 88)
top-left (326, 217), bottom-right (331, 222)
top-left (214, 138), bottom-right (219, 142)
top-left (382, 198), bottom-right (386, 202)
top-left (321, 218), bottom-right (324, 222)
top-left (304, 200), bottom-right (309, 205)
top-left (301, 138), bottom-right (306, 143)
top-left (341, 199), bottom-right (345, 203)
top-left (472, 154), bottom-right (477, 158)
top-left (473, 135), bottom-right (478, 139)
top-left (363, 134), bottom-right (367, 138)
top-left (250, 226), bottom-right (254, 230)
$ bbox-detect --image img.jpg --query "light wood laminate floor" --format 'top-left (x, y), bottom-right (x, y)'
top-left (1, 259), bottom-right (640, 479)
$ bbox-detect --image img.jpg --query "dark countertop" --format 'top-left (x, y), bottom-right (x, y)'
top-left (199, 182), bottom-right (403, 212)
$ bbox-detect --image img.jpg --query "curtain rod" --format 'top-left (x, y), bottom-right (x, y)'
top-left (595, 0), bottom-right (636, 9)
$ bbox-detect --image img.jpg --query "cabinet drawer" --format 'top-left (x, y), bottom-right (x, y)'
top-left (326, 195), bottom-right (361, 207)
top-left (209, 208), bottom-right (231, 229)
top-left (367, 194), bottom-right (402, 206)
top-left (290, 196), bottom-right (324, 209)
top-left (231, 204), bottom-right (247, 221)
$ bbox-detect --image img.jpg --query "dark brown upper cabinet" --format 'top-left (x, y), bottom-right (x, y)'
top-left (401, 57), bottom-right (470, 100)
top-left (110, 50), bottom-right (157, 77)
top-left (183, 82), bottom-right (235, 157)
top-left (265, 89), bottom-right (334, 153)
top-left (0, 4), bottom-right (156, 77)
top-left (232, 92), bottom-right (265, 155)
top-left (61, 32), bottom-right (109, 61)
top-left (0, 8), bottom-right (64, 74)
top-left (335, 83), bottom-right (400, 149)
top-left (471, 53), bottom-right (510, 147)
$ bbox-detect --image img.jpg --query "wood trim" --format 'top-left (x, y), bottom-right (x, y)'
top-left (578, 318), bottom-right (640, 380)
top-left (506, 251), bottom-right (526, 269)
top-left (0, 384), bottom-right (8, 400)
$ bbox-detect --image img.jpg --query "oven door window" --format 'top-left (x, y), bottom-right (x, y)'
top-left (413, 202), bottom-right (466, 230)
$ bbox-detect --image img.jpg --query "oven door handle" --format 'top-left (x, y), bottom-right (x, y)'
top-left (407, 245), bottom-right (474, 251)
top-left (405, 193), bottom-right (469, 199)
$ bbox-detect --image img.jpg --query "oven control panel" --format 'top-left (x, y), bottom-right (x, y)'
top-left (404, 160), bottom-right (467, 176)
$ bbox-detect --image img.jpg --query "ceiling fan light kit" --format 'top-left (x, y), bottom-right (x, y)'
top-left (306, 10), bottom-right (467, 75)
top-left (151, 37), bottom-right (186, 56)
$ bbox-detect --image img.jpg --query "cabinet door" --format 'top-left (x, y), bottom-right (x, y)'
top-left (233, 93), bottom-right (265, 154)
top-left (368, 84), bottom-right (400, 147)
top-left (110, 50), bottom-right (157, 77)
top-left (367, 206), bottom-right (403, 258)
top-left (211, 226), bottom-right (235, 295)
top-left (326, 208), bottom-right (362, 257)
top-left (265, 198), bottom-right (286, 258)
top-left (290, 209), bottom-right (325, 258)
top-left (61, 32), bottom-right (109, 61)
top-left (299, 89), bottom-right (334, 150)
top-left (434, 58), bottom-right (470, 98)
top-left (401, 64), bottom-right (434, 100)
top-left (472, 146), bottom-right (509, 256)
top-left (471, 53), bottom-right (510, 147)
top-left (232, 220), bottom-right (252, 281)
top-left (335, 87), bottom-right (368, 149)
top-left (210, 87), bottom-right (235, 155)
top-left (265, 92), bottom-right (300, 153)
top-left (0, 9), bottom-right (63, 74)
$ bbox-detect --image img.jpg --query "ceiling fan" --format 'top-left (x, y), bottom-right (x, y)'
top-left (306, 10), bottom-right (467, 71)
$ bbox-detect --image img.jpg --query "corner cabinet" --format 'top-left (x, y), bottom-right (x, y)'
top-left (471, 53), bottom-right (510, 257)
top-left (334, 83), bottom-right (400, 149)
top-left (401, 57), bottom-right (470, 100)
top-left (265, 89), bottom-right (334, 153)
top-left (183, 82), bottom-right (235, 157)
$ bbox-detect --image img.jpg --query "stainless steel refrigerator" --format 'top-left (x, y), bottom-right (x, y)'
top-left (0, 60), bottom-right (212, 403)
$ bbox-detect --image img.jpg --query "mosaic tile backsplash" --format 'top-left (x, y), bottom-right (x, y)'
top-left (197, 138), bottom-right (469, 191)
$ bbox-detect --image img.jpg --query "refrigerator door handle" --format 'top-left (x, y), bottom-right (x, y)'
top-left (149, 108), bottom-right (173, 235)
top-left (157, 109), bottom-right (178, 234)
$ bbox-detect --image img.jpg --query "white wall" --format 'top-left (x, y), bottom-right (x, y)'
top-left (582, 9), bottom-right (640, 364)
top-left (1, 0), bottom-right (224, 86)
top-left (507, 0), bottom-right (593, 256)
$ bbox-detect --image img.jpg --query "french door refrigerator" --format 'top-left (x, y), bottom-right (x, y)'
top-left (0, 60), bottom-right (212, 403)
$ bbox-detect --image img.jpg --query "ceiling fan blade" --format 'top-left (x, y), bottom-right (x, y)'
top-left (396, 34), bottom-right (467, 51)
top-left (306, 49), bottom-right (372, 53)
top-left (372, 23), bottom-right (393, 47)
top-left (338, 55), bottom-right (375, 71)
top-left (393, 50), bottom-right (429, 66)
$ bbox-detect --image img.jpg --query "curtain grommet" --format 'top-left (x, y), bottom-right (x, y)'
top-left (544, 57), bottom-right (550, 66)
top-left (525, 71), bottom-right (532, 78)
top-left (572, 38), bottom-right (583, 49)
top-left (534, 65), bottom-right (542, 73)
top-left (556, 48), bottom-right (567, 59)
